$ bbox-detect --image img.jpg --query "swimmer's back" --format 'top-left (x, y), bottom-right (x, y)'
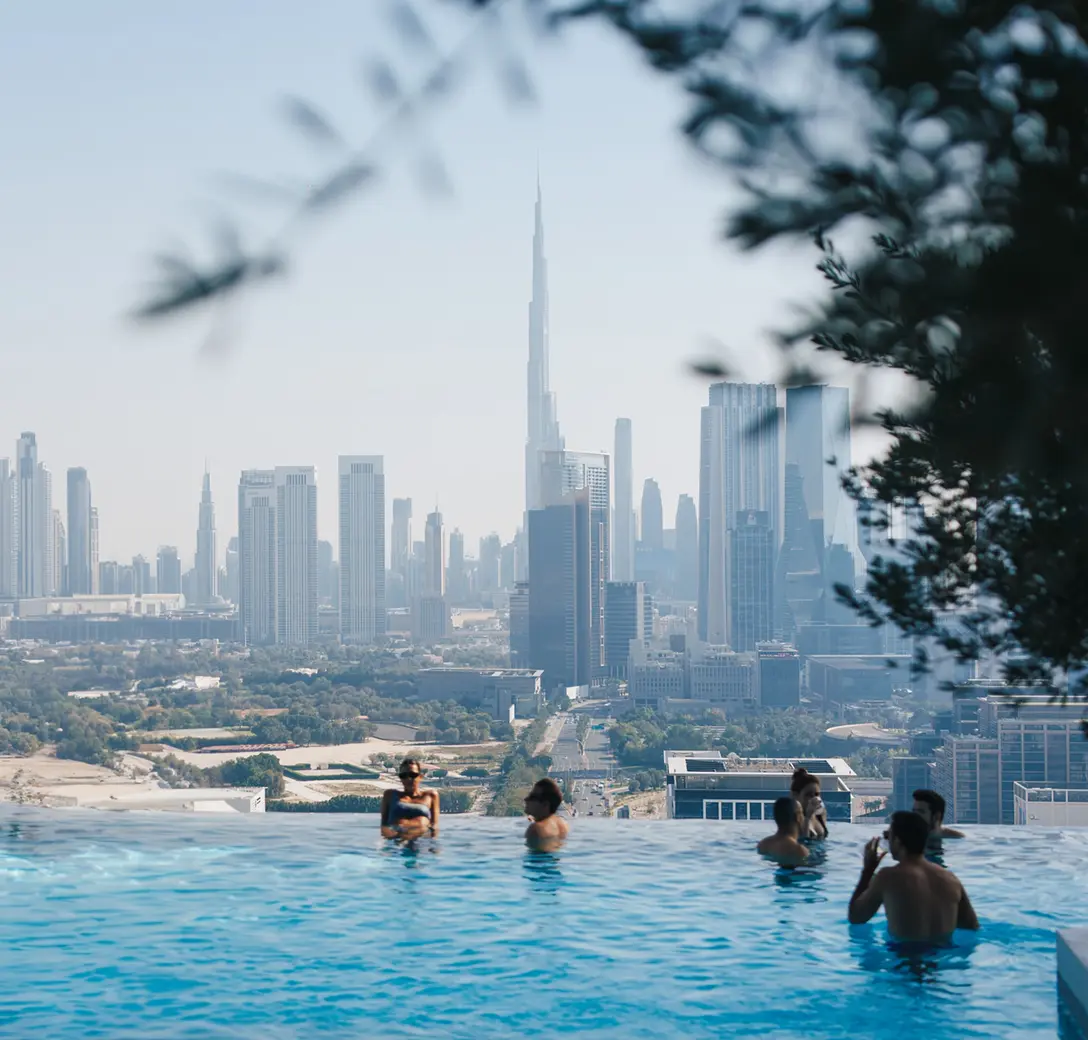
top-left (881, 859), bottom-right (977, 941)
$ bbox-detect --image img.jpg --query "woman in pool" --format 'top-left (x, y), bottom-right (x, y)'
top-left (790, 767), bottom-right (828, 840)
top-left (380, 759), bottom-right (440, 840)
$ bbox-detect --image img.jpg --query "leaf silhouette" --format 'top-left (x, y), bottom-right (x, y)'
top-left (281, 97), bottom-right (346, 150)
top-left (302, 160), bottom-right (378, 211)
top-left (134, 255), bottom-right (285, 320)
top-left (690, 358), bottom-right (732, 378)
top-left (390, 1), bottom-right (435, 53)
top-left (363, 59), bottom-right (401, 103)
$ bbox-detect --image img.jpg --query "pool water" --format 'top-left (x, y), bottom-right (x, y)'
top-left (0, 807), bottom-right (1083, 1039)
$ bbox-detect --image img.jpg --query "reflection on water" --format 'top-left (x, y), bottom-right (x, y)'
top-left (382, 836), bottom-right (440, 869)
top-left (849, 926), bottom-right (978, 981)
top-left (524, 850), bottom-right (564, 894)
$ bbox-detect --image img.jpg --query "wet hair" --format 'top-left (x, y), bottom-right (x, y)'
top-left (889, 811), bottom-right (929, 856)
top-left (773, 796), bottom-right (798, 829)
top-left (912, 789), bottom-right (946, 822)
top-left (398, 758), bottom-right (424, 777)
top-left (790, 767), bottom-right (820, 795)
top-left (530, 777), bottom-right (563, 814)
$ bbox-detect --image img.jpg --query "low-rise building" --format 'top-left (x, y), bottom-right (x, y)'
top-left (415, 667), bottom-right (543, 720)
top-left (1013, 783), bottom-right (1088, 826)
top-left (664, 751), bottom-right (856, 822)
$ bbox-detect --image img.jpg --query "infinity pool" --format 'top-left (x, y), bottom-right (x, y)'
top-left (0, 806), bottom-right (1082, 1038)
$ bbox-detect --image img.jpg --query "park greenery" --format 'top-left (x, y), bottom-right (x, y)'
top-left (156, 752), bottom-right (287, 797)
top-left (486, 714), bottom-right (553, 817)
top-left (0, 646), bottom-right (513, 767)
top-left (267, 789), bottom-right (475, 813)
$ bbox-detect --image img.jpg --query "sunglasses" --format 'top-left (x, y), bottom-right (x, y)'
top-left (399, 772), bottom-right (422, 780)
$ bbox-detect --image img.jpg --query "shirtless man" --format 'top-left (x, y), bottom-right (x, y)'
top-left (912, 789), bottom-right (965, 842)
top-left (757, 796), bottom-right (810, 867)
top-left (848, 811), bottom-right (980, 941)
top-left (524, 778), bottom-right (570, 852)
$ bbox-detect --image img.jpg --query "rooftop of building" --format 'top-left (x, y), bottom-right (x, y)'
top-left (418, 666), bottom-right (543, 678)
top-left (663, 750), bottom-right (856, 777)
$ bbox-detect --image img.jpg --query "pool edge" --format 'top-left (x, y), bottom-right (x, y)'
top-left (1058, 929), bottom-right (1088, 1037)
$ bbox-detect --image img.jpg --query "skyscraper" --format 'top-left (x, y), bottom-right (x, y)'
top-left (784, 385), bottom-right (858, 564)
top-left (779, 385), bottom-right (860, 636)
top-left (640, 478), bottom-right (664, 550)
top-left (89, 507), bottom-right (100, 594)
top-left (674, 493), bottom-right (698, 602)
top-left (447, 528), bottom-right (467, 605)
top-left (157, 546), bottom-right (182, 595)
top-left (525, 181), bottom-right (564, 519)
top-left (338, 456), bottom-right (385, 644)
top-left (541, 449), bottom-right (610, 677)
top-left (613, 418), bottom-right (635, 581)
top-left (424, 511), bottom-right (445, 596)
top-left (731, 510), bottom-right (775, 651)
top-left (66, 467), bottom-right (93, 595)
top-left (317, 539), bottom-right (336, 604)
top-left (132, 554), bottom-right (152, 596)
top-left (604, 580), bottom-right (648, 679)
top-left (238, 470), bottom-right (276, 645)
top-left (51, 509), bottom-right (65, 596)
top-left (41, 466), bottom-right (56, 595)
top-left (16, 433), bottom-right (45, 598)
top-left (223, 536), bottom-right (239, 604)
top-left (699, 384), bottom-right (780, 642)
top-left (0, 460), bottom-right (14, 599)
top-left (275, 466), bottom-right (318, 646)
top-left (698, 406), bottom-right (727, 643)
top-left (478, 533), bottom-right (502, 595)
top-left (528, 486), bottom-right (592, 690)
top-left (391, 498), bottom-right (412, 580)
top-left (194, 470), bottom-right (217, 605)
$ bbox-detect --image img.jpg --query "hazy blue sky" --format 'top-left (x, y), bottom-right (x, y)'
top-left (1, 0), bottom-right (840, 564)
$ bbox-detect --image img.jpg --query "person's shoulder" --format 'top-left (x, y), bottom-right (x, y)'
top-left (941, 826), bottom-right (966, 839)
top-left (556, 817), bottom-right (570, 837)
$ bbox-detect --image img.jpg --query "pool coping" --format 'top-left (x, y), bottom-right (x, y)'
top-left (1058, 929), bottom-right (1088, 1036)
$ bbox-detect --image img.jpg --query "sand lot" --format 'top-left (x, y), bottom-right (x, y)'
top-left (161, 737), bottom-right (505, 769)
top-left (0, 751), bottom-right (159, 807)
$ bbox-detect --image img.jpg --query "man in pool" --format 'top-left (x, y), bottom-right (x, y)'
top-left (848, 811), bottom-right (980, 941)
top-left (912, 789), bottom-right (965, 842)
top-left (524, 778), bottom-right (569, 852)
top-left (757, 796), bottom-right (809, 867)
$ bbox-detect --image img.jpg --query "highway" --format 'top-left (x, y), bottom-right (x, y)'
top-left (546, 705), bottom-right (617, 816)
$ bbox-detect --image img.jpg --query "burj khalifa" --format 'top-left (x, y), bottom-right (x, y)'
top-left (525, 180), bottom-right (564, 515)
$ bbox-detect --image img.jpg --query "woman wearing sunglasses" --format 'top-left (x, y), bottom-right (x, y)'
top-left (380, 758), bottom-right (440, 840)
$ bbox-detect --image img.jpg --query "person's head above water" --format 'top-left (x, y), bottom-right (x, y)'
top-left (398, 758), bottom-right (425, 791)
top-left (888, 810), bottom-right (929, 860)
top-left (790, 768), bottom-right (821, 802)
top-left (772, 795), bottom-right (803, 834)
top-left (524, 777), bottom-right (563, 819)
top-left (912, 789), bottom-right (947, 831)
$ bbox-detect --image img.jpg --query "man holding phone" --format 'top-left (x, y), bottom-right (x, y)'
top-left (848, 811), bottom-right (980, 941)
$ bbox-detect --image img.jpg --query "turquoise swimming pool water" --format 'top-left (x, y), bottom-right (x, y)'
top-left (0, 807), bottom-right (1082, 1038)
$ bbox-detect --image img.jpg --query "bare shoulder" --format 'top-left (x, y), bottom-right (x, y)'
top-left (556, 816), bottom-right (570, 837)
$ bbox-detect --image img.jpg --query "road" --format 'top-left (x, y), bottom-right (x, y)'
top-left (545, 707), bottom-right (617, 817)
top-left (549, 713), bottom-right (614, 774)
top-left (568, 777), bottom-right (610, 818)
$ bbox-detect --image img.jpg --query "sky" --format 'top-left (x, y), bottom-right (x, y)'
top-left (0, 0), bottom-right (865, 565)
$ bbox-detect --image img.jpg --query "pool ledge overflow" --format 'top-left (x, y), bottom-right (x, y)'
top-left (1058, 928), bottom-right (1088, 1034)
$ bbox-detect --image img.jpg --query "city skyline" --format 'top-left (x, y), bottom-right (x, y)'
top-left (0, 2), bottom-right (889, 566)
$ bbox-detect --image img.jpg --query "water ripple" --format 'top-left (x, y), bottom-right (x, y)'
top-left (0, 806), bottom-right (1080, 1038)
